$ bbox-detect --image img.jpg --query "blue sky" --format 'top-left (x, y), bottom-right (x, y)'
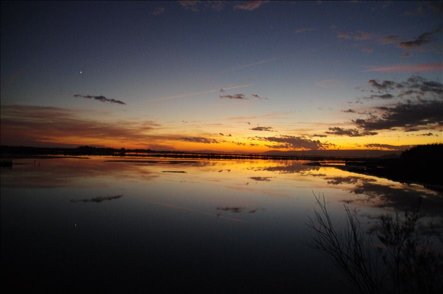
top-left (1, 1), bottom-right (442, 151)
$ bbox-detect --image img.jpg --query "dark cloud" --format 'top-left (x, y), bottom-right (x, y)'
top-left (326, 127), bottom-right (377, 137)
top-left (419, 132), bottom-right (437, 136)
top-left (312, 134), bottom-right (328, 138)
top-left (250, 126), bottom-right (273, 131)
top-left (259, 135), bottom-right (331, 150)
top-left (74, 94), bottom-right (126, 105)
top-left (251, 93), bottom-right (267, 99)
top-left (376, 27), bottom-right (443, 54)
top-left (343, 109), bottom-right (356, 113)
top-left (220, 93), bottom-right (246, 100)
top-left (354, 100), bottom-right (443, 132)
top-left (219, 92), bottom-right (266, 100)
top-left (180, 137), bottom-right (218, 144)
top-left (234, 1), bottom-right (266, 11)
top-left (365, 76), bottom-right (443, 100)
top-left (368, 79), bottom-right (399, 91)
top-left (398, 28), bottom-right (441, 49)
top-left (366, 94), bottom-right (394, 99)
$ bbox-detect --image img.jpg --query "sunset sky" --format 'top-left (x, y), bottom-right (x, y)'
top-left (1, 1), bottom-right (442, 153)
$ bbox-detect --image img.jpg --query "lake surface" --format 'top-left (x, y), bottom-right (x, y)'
top-left (2, 156), bottom-right (442, 293)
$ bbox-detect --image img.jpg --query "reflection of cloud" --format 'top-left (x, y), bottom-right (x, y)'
top-left (0, 158), bottom-right (158, 188)
top-left (325, 176), bottom-right (375, 185)
top-left (74, 94), bottom-right (126, 105)
top-left (216, 207), bottom-right (259, 214)
top-left (71, 195), bottom-right (123, 203)
top-left (249, 176), bottom-right (271, 182)
top-left (258, 162), bottom-right (319, 174)
top-left (351, 182), bottom-right (443, 216)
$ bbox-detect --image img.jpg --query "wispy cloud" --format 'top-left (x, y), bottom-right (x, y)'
top-left (337, 26), bottom-right (442, 55)
top-left (74, 94), bottom-right (126, 105)
top-left (178, 0), bottom-right (200, 12)
top-left (234, 1), bottom-right (266, 11)
top-left (336, 31), bottom-right (373, 41)
top-left (366, 63), bottom-right (443, 73)
top-left (0, 105), bottom-right (159, 147)
top-left (151, 7), bottom-right (165, 16)
top-left (364, 143), bottom-right (411, 151)
top-left (179, 1), bottom-right (264, 12)
top-left (223, 57), bottom-right (277, 73)
top-left (150, 83), bottom-right (251, 102)
top-left (295, 27), bottom-right (315, 34)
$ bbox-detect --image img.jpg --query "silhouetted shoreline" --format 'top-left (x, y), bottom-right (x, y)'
top-left (1, 144), bottom-right (442, 190)
top-left (340, 144), bottom-right (443, 190)
top-left (0, 145), bottom-right (399, 161)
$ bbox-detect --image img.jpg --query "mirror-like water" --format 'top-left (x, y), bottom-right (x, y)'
top-left (2, 157), bottom-right (442, 293)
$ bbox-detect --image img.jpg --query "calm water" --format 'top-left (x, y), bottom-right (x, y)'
top-left (1, 157), bottom-right (442, 293)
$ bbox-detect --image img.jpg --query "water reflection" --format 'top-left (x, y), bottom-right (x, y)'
top-left (1, 156), bottom-right (442, 292)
